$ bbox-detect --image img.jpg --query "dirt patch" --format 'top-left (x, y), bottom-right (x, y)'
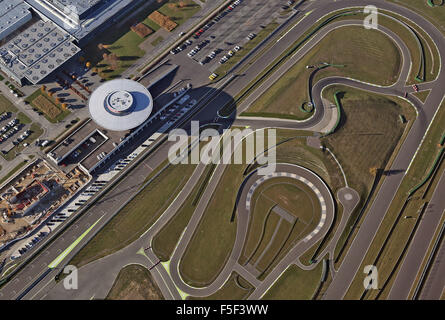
top-left (106, 264), bottom-right (164, 300)
top-left (149, 11), bottom-right (177, 31)
top-left (131, 23), bottom-right (153, 38)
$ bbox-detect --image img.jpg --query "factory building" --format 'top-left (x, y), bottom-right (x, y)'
top-left (0, 0), bottom-right (140, 85)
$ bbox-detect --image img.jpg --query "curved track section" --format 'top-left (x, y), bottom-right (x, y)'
top-left (168, 163), bottom-right (335, 297)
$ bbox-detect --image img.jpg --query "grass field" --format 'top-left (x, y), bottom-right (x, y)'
top-left (245, 26), bottom-right (401, 120)
top-left (178, 161), bottom-right (243, 287)
top-left (158, 0), bottom-right (201, 27)
top-left (152, 163), bottom-right (216, 261)
top-left (321, 86), bottom-right (413, 196)
top-left (388, 0), bottom-right (445, 35)
top-left (87, 0), bottom-right (200, 80)
top-left (321, 86), bottom-right (416, 265)
top-left (240, 178), bottom-right (321, 278)
top-left (188, 272), bottom-right (254, 300)
top-left (25, 90), bottom-right (70, 123)
top-left (179, 82), bottom-right (416, 286)
top-left (262, 263), bottom-right (323, 300)
top-left (378, 9), bottom-right (441, 83)
top-left (413, 90), bottom-right (431, 103)
top-left (106, 264), bottom-right (164, 300)
top-left (151, 36), bottom-right (164, 47)
top-left (0, 95), bottom-right (18, 114)
top-left (344, 98), bottom-right (445, 299)
top-left (69, 163), bottom-right (196, 268)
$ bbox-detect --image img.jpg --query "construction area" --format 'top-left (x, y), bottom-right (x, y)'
top-left (0, 158), bottom-right (89, 249)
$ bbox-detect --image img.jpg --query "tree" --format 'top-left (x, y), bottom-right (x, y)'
top-left (108, 53), bottom-right (119, 70)
top-left (98, 43), bottom-right (104, 50)
top-left (85, 61), bottom-right (91, 69)
top-left (369, 167), bottom-right (379, 177)
top-left (40, 85), bottom-right (46, 93)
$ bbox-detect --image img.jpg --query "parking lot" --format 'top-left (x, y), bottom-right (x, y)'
top-left (0, 112), bottom-right (32, 155)
top-left (169, 0), bottom-right (292, 73)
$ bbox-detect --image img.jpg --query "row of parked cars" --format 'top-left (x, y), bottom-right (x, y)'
top-left (172, 0), bottom-right (243, 58)
top-left (219, 45), bottom-right (242, 64)
top-left (193, 0), bottom-right (243, 39)
top-left (15, 231), bottom-right (48, 258)
top-left (170, 39), bottom-right (193, 55)
top-left (187, 39), bottom-right (210, 57)
top-left (0, 118), bottom-right (24, 144)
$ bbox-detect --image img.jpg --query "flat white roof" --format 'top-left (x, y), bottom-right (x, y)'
top-left (88, 79), bottom-right (153, 131)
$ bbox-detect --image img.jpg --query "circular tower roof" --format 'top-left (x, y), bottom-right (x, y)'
top-left (88, 79), bottom-right (153, 131)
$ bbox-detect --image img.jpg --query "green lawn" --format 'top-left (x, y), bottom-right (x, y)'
top-left (25, 89), bottom-right (71, 123)
top-left (179, 162), bottom-right (243, 287)
top-left (87, 0), bottom-right (201, 80)
top-left (413, 90), bottom-right (431, 103)
top-left (152, 163), bottom-right (216, 262)
top-left (158, 0), bottom-right (201, 27)
top-left (84, 1), bottom-right (165, 80)
top-left (151, 36), bottom-right (164, 47)
top-left (344, 98), bottom-right (445, 299)
top-left (320, 86), bottom-right (416, 265)
top-left (69, 162), bottom-right (196, 268)
top-left (245, 26), bottom-right (401, 120)
top-left (322, 86), bottom-right (415, 197)
top-left (262, 263), bottom-right (323, 300)
top-left (388, 0), bottom-right (445, 35)
top-left (0, 94), bottom-right (18, 114)
top-left (106, 264), bottom-right (164, 300)
top-left (240, 178), bottom-right (321, 278)
top-left (188, 272), bottom-right (254, 300)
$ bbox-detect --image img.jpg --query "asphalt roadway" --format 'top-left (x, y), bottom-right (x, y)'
top-left (389, 170), bottom-right (445, 300)
top-left (1, 0), bottom-right (444, 300)
top-left (321, 0), bottom-right (445, 300)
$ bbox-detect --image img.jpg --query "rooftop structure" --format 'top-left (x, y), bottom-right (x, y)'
top-left (0, 0), bottom-right (32, 41)
top-left (88, 79), bottom-right (153, 131)
top-left (35, 0), bottom-right (104, 20)
top-left (0, 19), bottom-right (81, 84)
top-left (26, 0), bottom-right (138, 43)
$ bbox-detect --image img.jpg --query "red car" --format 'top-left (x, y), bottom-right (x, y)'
top-left (412, 84), bottom-right (419, 92)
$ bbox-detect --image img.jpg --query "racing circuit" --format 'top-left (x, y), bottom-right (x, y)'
top-left (0, 0), bottom-right (444, 301)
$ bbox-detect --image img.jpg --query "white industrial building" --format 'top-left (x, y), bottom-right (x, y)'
top-left (88, 79), bottom-right (154, 131)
